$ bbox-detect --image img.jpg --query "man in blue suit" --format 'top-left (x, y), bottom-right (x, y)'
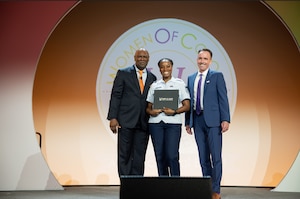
top-left (107, 48), bottom-right (157, 177)
top-left (185, 49), bottom-right (230, 199)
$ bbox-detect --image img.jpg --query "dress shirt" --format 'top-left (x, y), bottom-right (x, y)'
top-left (135, 65), bottom-right (146, 85)
top-left (193, 69), bottom-right (208, 111)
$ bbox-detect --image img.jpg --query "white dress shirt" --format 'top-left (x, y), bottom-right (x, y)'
top-left (193, 69), bottom-right (208, 111)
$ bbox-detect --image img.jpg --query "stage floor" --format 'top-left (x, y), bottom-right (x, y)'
top-left (1, 186), bottom-right (300, 199)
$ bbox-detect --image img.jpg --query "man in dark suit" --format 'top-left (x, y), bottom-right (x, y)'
top-left (107, 48), bottom-right (157, 176)
top-left (185, 49), bottom-right (230, 199)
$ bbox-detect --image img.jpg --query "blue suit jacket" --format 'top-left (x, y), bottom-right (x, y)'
top-left (185, 69), bottom-right (230, 128)
top-left (107, 65), bottom-right (157, 130)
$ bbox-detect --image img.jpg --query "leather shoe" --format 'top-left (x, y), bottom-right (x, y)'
top-left (212, 192), bottom-right (221, 199)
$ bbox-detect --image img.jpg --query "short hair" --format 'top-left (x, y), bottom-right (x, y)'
top-left (135, 48), bottom-right (149, 57)
top-left (198, 48), bottom-right (213, 58)
top-left (157, 58), bottom-right (173, 67)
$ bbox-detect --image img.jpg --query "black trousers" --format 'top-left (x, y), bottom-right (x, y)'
top-left (117, 127), bottom-right (149, 176)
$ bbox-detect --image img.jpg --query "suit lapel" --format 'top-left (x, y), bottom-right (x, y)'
top-left (144, 70), bottom-right (152, 88)
top-left (190, 73), bottom-right (197, 100)
top-left (204, 69), bottom-right (212, 93)
top-left (130, 66), bottom-right (141, 94)
top-left (144, 70), bottom-right (154, 96)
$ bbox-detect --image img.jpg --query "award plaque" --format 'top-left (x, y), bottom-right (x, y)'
top-left (153, 89), bottom-right (179, 110)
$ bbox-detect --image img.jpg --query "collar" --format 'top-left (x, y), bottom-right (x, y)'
top-left (134, 65), bottom-right (145, 73)
top-left (197, 69), bottom-right (209, 77)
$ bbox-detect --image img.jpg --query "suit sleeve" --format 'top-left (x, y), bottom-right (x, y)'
top-left (107, 70), bottom-right (124, 120)
top-left (217, 73), bottom-right (230, 123)
top-left (185, 77), bottom-right (191, 126)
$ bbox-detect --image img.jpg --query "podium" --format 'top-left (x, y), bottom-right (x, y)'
top-left (120, 176), bottom-right (212, 199)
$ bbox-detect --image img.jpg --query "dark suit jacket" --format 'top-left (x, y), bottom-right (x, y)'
top-left (107, 65), bottom-right (157, 130)
top-left (185, 69), bottom-right (230, 128)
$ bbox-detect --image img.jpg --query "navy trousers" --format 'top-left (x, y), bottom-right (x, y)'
top-left (149, 121), bottom-right (181, 176)
top-left (193, 112), bottom-right (223, 194)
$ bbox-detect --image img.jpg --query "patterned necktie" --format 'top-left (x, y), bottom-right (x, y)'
top-left (138, 70), bottom-right (144, 93)
top-left (196, 74), bottom-right (203, 115)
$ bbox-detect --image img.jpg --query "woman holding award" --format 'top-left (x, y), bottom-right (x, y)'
top-left (146, 58), bottom-right (190, 176)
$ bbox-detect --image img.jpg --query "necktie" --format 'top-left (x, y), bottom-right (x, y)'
top-left (138, 70), bottom-right (144, 93)
top-left (196, 74), bottom-right (203, 115)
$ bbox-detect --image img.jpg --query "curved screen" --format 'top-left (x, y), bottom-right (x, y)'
top-left (30, 1), bottom-right (300, 186)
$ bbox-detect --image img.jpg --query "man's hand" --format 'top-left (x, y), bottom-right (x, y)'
top-left (221, 121), bottom-right (229, 133)
top-left (185, 125), bottom-right (193, 135)
top-left (109, 119), bottom-right (121, 134)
